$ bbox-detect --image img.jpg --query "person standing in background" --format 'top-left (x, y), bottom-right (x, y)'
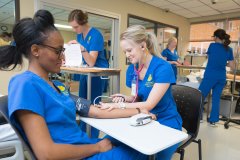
top-left (199, 29), bottom-right (235, 126)
top-left (68, 9), bottom-right (109, 138)
top-left (161, 37), bottom-right (182, 79)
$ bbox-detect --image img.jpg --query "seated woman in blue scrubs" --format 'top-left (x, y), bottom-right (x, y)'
top-left (199, 29), bottom-right (235, 126)
top-left (0, 10), bottom-right (152, 160)
top-left (100, 25), bottom-right (182, 160)
top-left (161, 37), bottom-right (182, 79)
top-left (68, 9), bottom-right (109, 138)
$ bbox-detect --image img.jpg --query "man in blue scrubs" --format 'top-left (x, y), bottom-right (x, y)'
top-left (199, 29), bottom-right (234, 126)
top-left (68, 9), bottom-right (109, 138)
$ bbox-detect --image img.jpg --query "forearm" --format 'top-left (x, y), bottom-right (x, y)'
top-left (89, 107), bottom-right (140, 118)
top-left (37, 143), bottom-right (99, 160)
top-left (82, 51), bottom-right (97, 67)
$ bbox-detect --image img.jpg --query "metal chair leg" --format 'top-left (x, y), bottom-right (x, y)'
top-left (198, 139), bottom-right (202, 160)
top-left (180, 149), bottom-right (185, 160)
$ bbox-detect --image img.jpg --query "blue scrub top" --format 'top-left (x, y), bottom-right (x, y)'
top-left (77, 27), bottom-right (109, 68)
top-left (126, 56), bottom-right (182, 129)
top-left (8, 71), bottom-right (98, 145)
top-left (161, 48), bottom-right (179, 78)
top-left (204, 43), bottom-right (234, 80)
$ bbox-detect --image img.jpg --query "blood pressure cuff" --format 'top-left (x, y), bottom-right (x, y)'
top-left (70, 94), bottom-right (91, 117)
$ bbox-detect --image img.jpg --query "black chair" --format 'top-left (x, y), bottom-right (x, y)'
top-left (172, 85), bottom-right (203, 160)
top-left (0, 96), bottom-right (36, 160)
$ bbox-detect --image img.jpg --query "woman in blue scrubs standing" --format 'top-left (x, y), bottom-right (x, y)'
top-left (199, 29), bottom-right (235, 126)
top-left (0, 10), bottom-right (150, 160)
top-left (68, 9), bottom-right (109, 138)
top-left (161, 37), bottom-right (182, 79)
top-left (100, 25), bottom-right (182, 160)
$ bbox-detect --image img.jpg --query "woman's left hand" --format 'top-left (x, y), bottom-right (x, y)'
top-left (98, 102), bottom-right (118, 111)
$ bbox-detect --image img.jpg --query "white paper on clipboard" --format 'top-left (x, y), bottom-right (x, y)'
top-left (64, 44), bottom-right (82, 67)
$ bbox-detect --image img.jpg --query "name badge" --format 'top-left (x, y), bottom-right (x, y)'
top-left (131, 80), bottom-right (137, 96)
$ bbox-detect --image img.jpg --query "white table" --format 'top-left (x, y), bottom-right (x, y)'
top-left (81, 117), bottom-right (188, 155)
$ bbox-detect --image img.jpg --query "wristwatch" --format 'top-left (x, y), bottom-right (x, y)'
top-left (119, 102), bottom-right (126, 109)
top-left (81, 48), bottom-right (87, 52)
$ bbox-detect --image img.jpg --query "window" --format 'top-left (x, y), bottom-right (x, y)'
top-left (189, 19), bottom-right (240, 54)
top-left (128, 15), bottom-right (178, 53)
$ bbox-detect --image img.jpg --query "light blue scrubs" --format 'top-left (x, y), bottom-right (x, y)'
top-left (76, 27), bottom-right (109, 138)
top-left (8, 71), bottom-right (147, 160)
top-left (126, 56), bottom-right (182, 160)
top-left (199, 43), bottom-right (234, 123)
top-left (161, 48), bottom-right (179, 79)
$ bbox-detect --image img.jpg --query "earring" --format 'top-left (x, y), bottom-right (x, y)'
top-left (145, 48), bottom-right (149, 55)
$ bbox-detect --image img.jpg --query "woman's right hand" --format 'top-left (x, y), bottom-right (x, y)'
top-left (97, 139), bottom-right (113, 152)
top-left (68, 40), bottom-right (79, 44)
top-left (111, 94), bottom-right (127, 103)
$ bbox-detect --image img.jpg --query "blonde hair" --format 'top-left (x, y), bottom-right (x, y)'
top-left (120, 25), bottom-right (162, 57)
top-left (167, 37), bottom-right (177, 48)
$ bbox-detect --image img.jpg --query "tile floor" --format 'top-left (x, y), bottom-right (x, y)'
top-left (172, 113), bottom-right (240, 160)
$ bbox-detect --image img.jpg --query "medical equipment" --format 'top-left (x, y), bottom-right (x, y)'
top-left (70, 94), bottom-right (91, 117)
top-left (93, 95), bottom-right (125, 106)
top-left (132, 64), bottom-right (144, 102)
top-left (129, 113), bottom-right (152, 126)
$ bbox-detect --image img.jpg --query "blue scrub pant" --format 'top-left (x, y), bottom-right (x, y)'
top-left (100, 135), bottom-right (178, 160)
top-left (171, 64), bottom-right (177, 80)
top-left (79, 75), bottom-right (104, 138)
top-left (199, 78), bottom-right (226, 123)
top-left (86, 141), bottom-right (148, 160)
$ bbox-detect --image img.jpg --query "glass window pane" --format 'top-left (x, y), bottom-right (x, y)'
top-left (0, 0), bottom-right (16, 46)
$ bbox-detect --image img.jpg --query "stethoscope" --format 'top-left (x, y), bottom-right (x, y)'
top-left (132, 63), bottom-right (144, 102)
top-left (93, 63), bottom-right (144, 105)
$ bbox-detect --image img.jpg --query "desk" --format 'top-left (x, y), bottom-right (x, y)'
top-left (61, 67), bottom-right (121, 137)
top-left (61, 67), bottom-right (121, 100)
top-left (177, 65), bottom-right (206, 70)
top-left (80, 117), bottom-right (188, 156)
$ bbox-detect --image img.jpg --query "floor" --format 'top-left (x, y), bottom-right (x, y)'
top-left (172, 113), bottom-right (240, 160)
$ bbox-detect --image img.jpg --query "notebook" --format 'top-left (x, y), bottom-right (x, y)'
top-left (64, 44), bottom-right (82, 67)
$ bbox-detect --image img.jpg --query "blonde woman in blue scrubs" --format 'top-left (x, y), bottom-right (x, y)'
top-left (100, 25), bottom-right (182, 160)
top-left (161, 37), bottom-right (182, 79)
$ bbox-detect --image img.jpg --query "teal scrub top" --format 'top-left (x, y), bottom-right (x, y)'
top-left (161, 48), bottom-right (179, 78)
top-left (204, 43), bottom-right (234, 80)
top-left (77, 27), bottom-right (109, 68)
top-left (8, 71), bottom-right (98, 144)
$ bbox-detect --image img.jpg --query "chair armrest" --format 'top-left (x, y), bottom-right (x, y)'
top-left (0, 140), bottom-right (24, 160)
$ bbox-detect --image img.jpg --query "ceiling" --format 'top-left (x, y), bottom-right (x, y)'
top-left (1, 0), bottom-right (240, 28)
top-left (138, 0), bottom-right (240, 18)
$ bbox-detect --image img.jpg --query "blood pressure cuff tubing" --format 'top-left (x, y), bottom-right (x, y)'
top-left (70, 94), bottom-right (91, 117)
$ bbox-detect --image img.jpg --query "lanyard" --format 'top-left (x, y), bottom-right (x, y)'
top-left (132, 64), bottom-right (144, 102)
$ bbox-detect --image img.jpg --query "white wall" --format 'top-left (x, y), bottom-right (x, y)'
top-left (1, 0), bottom-right (190, 95)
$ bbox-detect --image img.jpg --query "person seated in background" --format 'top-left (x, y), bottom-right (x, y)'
top-left (161, 37), bottom-right (182, 79)
top-left (0, 10), bottom-right (153, 160)
top-left (0, 32), bottom-right (12, 46)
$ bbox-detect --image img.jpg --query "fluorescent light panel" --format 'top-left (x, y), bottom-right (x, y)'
top-left (54, 24), bottom-right (72, 29)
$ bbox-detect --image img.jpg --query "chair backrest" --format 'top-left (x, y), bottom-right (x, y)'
top-left (172, 85), bottom-right (203, 139)
top-left (0, 96), bottom-right (36, 160)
